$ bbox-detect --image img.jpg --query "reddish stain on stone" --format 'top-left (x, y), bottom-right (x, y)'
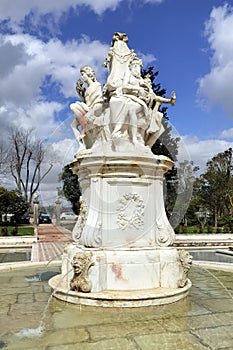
top-left (111, 263), bottom-right (127, 281)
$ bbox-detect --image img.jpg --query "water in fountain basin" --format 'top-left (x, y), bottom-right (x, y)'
top-left (14, 263), bottom-right (75, 340)
top-left (192, 264), bottom-right (233, 299)
top-left (0, 263), bottom-right (232, 349)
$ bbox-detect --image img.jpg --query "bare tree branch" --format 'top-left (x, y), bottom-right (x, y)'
top-left (0, 143), bottom-right (9, 184)
top-left (7, 127), bottom-right (53, 205)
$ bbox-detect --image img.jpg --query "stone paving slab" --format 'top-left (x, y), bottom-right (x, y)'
top-left (0, 266), bottom-right (233, 350)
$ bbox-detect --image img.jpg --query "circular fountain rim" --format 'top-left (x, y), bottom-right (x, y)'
top-left (49, 274), bottom-right (192, 307)
top-left (0, 260), bottom-right (60, 271)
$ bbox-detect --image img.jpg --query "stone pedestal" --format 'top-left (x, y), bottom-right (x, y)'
top-left (71, 149), bottom-right (175, 248)
top-left (49, 32), bottom-right (192, 307)
top-left (49, 148), bottom-right (192, 307)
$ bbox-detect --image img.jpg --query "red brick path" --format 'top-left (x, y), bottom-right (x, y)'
top-left (31, 224), bottom-right (73, 262)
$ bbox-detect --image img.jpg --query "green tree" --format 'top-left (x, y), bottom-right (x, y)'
top-left (142, 67), bottom-right (180, 221)
top-left (170, 160), bottom-right (199, 227)
top-left (185, 177), bottom-right (206, 227)
top-left (198, 148), bottom-right (233, 227)
top-left (0, 187), bottom-right (28, 222)
top-left (59, 165), bottom-right (81, 215)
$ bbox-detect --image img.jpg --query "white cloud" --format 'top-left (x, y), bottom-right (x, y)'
top-left (0, 28), bottom-right (156, 205)
top-left (197, 4), bottom-right (233, 117)
top-left (220, 128), bottom-right (233, 139)
top-left (0, 33), bottom-right (109, 146)
top-left (46, 138), bottom-right (77, 167)
top-left (0, 0), bottom-right (164, 205)
top-left (38, 137), bottom-right (78, 206)
top-left (137, 52), bottom-right (156, 67)
top-left (0, 31), bottom-right (108, 204)
top-left (0, 99), bottom-right (64, 141)
top-left (0, 34), bottom-right (109, 106)
top-left (178, 135), bottom-right (233, 173)
top-left (0, 31), bottom-right (157, 144)
top-left (0, 0), bottom-right (163, 24)
top-left (0, 0), bottom-right (120, 22)
top-left (144, 0), bottom-right (163, 2)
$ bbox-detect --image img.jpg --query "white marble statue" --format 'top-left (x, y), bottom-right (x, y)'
top-left (103, 31), bottom-right (136, 99)
top-left (70, 66), bottom-right (103, 149)
top-left (50, 32), bottom-right (192, 308)
top-left (70, 32), bottom-right (176, 151)
top-left (109, 57), bottom-right (150, 144)
top-left (109, 56), bottom-right (176, 146)
top-left (144, 79), bottom-right (176, 148)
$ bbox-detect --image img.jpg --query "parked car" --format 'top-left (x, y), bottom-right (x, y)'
top-left (39, 212), bottom-right (52, 224)
top-left (60, 212), bottom-right (78, 221)
top-left (16, 213), bottom-right (30, 224)
top-left (1, 213), bottom-right (14, 223)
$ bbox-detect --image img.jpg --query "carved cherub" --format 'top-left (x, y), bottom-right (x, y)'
top-left (70, 66), bottom-right (103, 149)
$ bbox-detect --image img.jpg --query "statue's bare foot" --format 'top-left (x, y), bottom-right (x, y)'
top-left (79, 134), bottom-right (86, 140)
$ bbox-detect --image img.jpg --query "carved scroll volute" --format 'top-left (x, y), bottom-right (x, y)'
top-left (72, 196), bottom-right (87, 241)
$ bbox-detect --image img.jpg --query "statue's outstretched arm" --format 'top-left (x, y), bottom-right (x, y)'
top-left (151, 90), bottom-right (176, 106)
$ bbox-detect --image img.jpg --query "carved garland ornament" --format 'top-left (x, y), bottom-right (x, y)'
top-left (117, 192), bottom-right (144, 230)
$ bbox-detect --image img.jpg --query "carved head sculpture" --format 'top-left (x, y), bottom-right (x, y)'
top-left (111, 32), bottom-right (128, 46)
top-left (71, 252), bottom-right (91, 275)
top-left (80, 66), bottom-right (96, 82)
top-left (128, 57), bottom-right (143, 78)
top-left (70, 252), bottom-right (94, 293)
top-left (178, 250), bottom-right (193, 273)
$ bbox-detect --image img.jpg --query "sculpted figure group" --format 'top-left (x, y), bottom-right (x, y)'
top-left (70, 32), bottom-right (176, 151)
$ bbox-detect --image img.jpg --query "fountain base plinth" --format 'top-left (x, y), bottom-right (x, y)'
top-left (49, 245), bottom-right (192, 307)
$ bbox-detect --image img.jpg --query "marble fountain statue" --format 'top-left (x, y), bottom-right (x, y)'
top-left (49, 31), bottom-right (192, 307)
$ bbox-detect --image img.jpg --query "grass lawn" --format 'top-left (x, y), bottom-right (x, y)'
top-left (0, 225), bottom-right (35, 236)
top-left (174, 226), bottom-right (231, 234)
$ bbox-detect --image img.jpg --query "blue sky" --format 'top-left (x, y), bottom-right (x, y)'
top-left (0, 0), bottom-right (233, 204)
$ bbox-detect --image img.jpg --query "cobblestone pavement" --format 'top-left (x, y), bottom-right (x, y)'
top-left (0, 265), bottom-right (232, 349)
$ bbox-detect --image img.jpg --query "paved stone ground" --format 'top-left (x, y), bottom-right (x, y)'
top-left (0, 265), bottom-right (232, 350)
top-left (32, 225), bottom-right (73, 262)
top-left (0, 227), bottom-right (233, 349)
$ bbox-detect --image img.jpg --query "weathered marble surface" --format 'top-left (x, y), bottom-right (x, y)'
top-left (51, 32), bottom-right (192, 306)
top-left (71, 152), bottom-right (175, 249)
top-left (70, 31), bottom-right (176, 152)
top-left (61, 245), bottom-right (190, 292)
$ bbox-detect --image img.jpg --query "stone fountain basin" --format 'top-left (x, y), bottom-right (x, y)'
top-left (49, 274), bottom-right (192, 307)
